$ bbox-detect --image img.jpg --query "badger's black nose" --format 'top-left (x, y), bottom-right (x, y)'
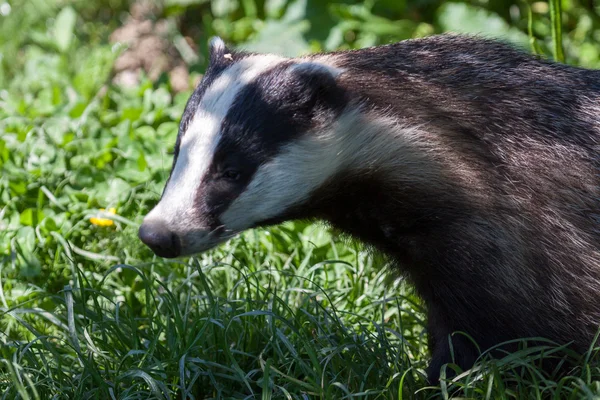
top-left (138, 219), bottom-right (181, 258)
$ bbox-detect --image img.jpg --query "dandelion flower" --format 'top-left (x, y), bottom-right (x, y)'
top-left (90, 208), bottom-right (116, 227)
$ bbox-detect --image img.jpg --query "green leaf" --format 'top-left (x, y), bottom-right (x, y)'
top-left (137, 153), bottom-right (148, 171)
top-left (151, 87), bottom-right (172, 109)
top-left (212, 0), bottom-right (239, 18)
top-left (241, 0), bottom-right (310, 57)
top-left (20, 208), bottom-right (45, 227)
top-left (0, 139), bottom-right (8, 165)
top-left (41, 217), bottom-right (58, 233)
top-left (106, 177), bottom-right (132, 204)
top-left (121, 107), bottom-right (143, 122)
top-left (265, 0), bottom-right (287, 18)
top-left (135, 126), bottom-right (156, 142)
top-left (10, 180), bottom-right (27, 195)
top-left (157, 122), bottom-right (178, 138)
top-left (53, 7), bottom-right (77, 53)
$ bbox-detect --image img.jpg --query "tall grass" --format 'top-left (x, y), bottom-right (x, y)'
top-left (5, 231), bottom-right (600, 398)
top-left (5, 230), bottom-right (600, 398)
top-left (1, 225), bottom-right (432, 398)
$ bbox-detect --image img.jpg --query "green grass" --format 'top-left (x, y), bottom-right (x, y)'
top-left (3, 0), bottom-right (600, 398)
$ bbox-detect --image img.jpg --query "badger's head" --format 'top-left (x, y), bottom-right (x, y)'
top-left (138, 38), bottom-right (348, 258)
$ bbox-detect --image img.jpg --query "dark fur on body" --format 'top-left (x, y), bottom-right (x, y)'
top-left (307, 36), bottom-right (600, 380)
top-left (156, 35), bottom-right (600, 381)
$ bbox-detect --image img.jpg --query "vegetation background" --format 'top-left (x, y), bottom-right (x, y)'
top-left (2, 0), bottom-right (600, 398)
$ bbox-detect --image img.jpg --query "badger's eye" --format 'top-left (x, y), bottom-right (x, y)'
top-left (222, 170), bottom-right (241, 181)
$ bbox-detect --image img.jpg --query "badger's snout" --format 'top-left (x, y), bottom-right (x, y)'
top-left (138, 219), bottom-right (181, 258)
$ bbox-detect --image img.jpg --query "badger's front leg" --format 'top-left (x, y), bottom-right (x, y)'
top-left (426, 307), bottom-right (480, 383)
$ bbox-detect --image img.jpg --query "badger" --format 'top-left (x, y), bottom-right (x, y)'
top-left (139, 35), bottom-right (600, 382)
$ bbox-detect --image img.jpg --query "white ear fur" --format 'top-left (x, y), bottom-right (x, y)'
top-left (209, 37), bottom-right (226, 53)
top-left (291, 62), bottom-right (344, 78)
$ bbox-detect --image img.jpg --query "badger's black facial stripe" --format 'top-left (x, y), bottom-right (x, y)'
top-left (170, 50), bottom-right (246, 177)
top-left (191, 61), bottom-right (348, 228)
top-left (217, 61), bottom-right (348, 166)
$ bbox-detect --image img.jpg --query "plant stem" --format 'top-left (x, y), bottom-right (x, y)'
top-left (549, 0), bottom-right (565, 62)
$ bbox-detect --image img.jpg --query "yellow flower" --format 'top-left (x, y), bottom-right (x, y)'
top-left (90, 208), bottom-right (116, 227)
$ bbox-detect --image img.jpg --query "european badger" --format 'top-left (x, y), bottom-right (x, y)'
top-left (139, 35), bottom-right (600, 382)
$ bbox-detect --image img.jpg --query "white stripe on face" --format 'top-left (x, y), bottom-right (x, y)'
top-left (219, 131), bottom-right (344, 231)
top-left (143, 54), bottom-right (285, 238)
top-left (220, 112), bottom-right (429, 232)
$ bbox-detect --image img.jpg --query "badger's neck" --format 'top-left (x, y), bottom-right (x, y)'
top-left (301, 110), bottom-right (492, 266)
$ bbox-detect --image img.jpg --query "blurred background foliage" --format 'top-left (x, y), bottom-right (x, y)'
top-left (2, 0), bottom-right (600, 93)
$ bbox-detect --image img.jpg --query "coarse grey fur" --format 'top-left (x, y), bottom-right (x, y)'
top-left (140, 35), bottom-right (600, 382)
top-left (316, 35), bottom-right (600, 381)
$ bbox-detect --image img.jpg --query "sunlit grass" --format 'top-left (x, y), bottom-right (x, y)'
top-left (1, 224), bottom-right (432, 398)
top-left (4, 224), bottom-right (600, 398)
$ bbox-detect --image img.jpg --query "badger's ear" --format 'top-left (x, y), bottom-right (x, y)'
top-left (290, 62), bottom-right (344, 95)
top-left (291, 61), bottom-right (343, 89)
top-left (290, 62), bottom-right (343, 82)
top-left (288, 62), bottom-right (346, 113)
top-left (209, 37), bottom-right (233, 65)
